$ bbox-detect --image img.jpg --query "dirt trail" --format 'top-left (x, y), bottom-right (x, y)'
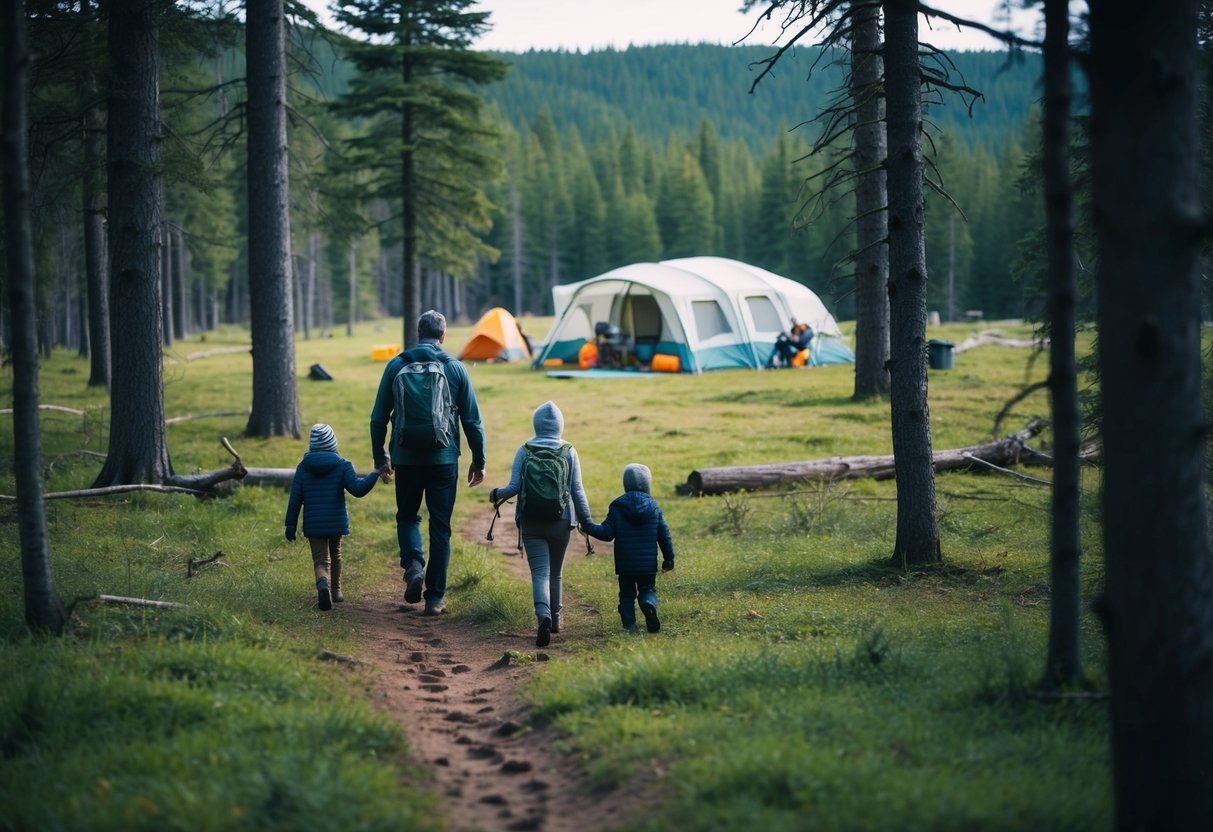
top-left (341, 513), bottom-right (625, 832)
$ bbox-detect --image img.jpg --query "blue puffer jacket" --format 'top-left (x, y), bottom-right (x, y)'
top-left (285, 452), bottom-right (379, 538)
top-left (584, 491), bottom-right (675, 576)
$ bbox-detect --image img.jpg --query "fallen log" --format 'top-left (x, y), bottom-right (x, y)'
top-left (0, 403), bottom-right (86, 417)
top-left (177, 344), bottom-right (252, 362)
top-left (953, 329), bottom-right (1047, 355)
top-left (0, 437), bottom-right (250, 502)
top-left (682, 420), bottom-right (1055, 495)
top-left (99, 594), bottom-right (185, 610)
top-left (239, 467), bottom-right (296, 488)
top-left (0, 483), bottom-right (207, 502)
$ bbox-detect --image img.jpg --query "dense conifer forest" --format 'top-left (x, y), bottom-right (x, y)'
top-left (14, 28), bottom-right (1049, 358)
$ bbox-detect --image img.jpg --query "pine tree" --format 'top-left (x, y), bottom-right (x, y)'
top-left (93, 0), bottom-right (174, 487)
top-left (245, 0), bottom-right (300, 439)
top-left (656, 141), bottom-right (715, 260)
top-left (332, 0), bottom-right (507, 346)
top-left (4, 0), bottom-right (67, 633)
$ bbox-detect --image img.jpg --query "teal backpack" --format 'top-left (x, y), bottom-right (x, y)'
top-left (521, 442), bottom-right (572, 520)
top-left (393, 351), bottom-right (455, 450)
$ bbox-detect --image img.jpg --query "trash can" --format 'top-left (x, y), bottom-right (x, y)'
top-left (927, 339), bottom-right (955, 370)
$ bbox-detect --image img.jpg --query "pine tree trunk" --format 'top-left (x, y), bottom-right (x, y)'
top-left (883, 0), bottom-right (939, 566)
top-left (172, 224), bottom-right (186, 340)
top-left (1042, 0), bottom-right (1083, 689)
top-left (306, 230), bottom-right (318, 336)
top-left (244, 0), bottom-right (300, 439)
top-left (1091, 1), bottom-right (1213, 827)
top-left (3, 0), bottom-right (67, 633)
top-left (94, 0), bottom-right (173, 487)
top-left (850, 0), bottom-right (890, 400)
top-left (401, 37), bottom-right (420, 346)
top-left (160, 220), bottom-right (173, 347)
top-left (511, 184), bottom-right (524, 314)
top-left (347, 244), bottom-right (356, 336)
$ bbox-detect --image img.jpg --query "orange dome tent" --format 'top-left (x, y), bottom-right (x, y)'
top-left (458, 307), bottom-right (532, 362)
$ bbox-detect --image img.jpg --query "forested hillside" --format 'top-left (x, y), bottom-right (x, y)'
top-left (482, 44), bottom-right (1041, 152)
top-left (464, 44), bottom-right (1044, 322)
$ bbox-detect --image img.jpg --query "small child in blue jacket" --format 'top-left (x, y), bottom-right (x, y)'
top-left (285, 424), bottom-right (379, 610)
top-left (581, 463), bottom-right (674, 632)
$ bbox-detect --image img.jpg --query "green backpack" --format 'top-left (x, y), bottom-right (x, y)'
top-left (521, 442), bottom-right (572, 521)
top-left (393, 351), bottom-right (454, 450)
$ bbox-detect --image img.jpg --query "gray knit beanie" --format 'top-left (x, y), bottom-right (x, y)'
top-left (309, 423), bottom-right (338, 453)
top-left (623, 463), bottom-right (651, 494)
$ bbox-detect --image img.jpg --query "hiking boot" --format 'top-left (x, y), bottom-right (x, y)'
top-left (317, 578), bottom-right (333, 612)
top-left (641, 602), bottom-right (661, 633)
top-left (421, 601), bottom-right (447, 617)
top-left (550, 611), bottom-right (561, 634)
top-left (536, 617), bottom-right (552, 648)
top-left (331, 562), bottom-right (343, 602)
top-left (404, 569), bottom-right (424, 604)
top-left (622, 623), bottom-right (639, 633)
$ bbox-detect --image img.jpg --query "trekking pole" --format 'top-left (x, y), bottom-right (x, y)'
top-left (486, 500), bottom-right (503, 541)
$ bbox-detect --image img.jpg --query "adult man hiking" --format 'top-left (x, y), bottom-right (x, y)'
top-left (371, 310), bottom-right (486, 615)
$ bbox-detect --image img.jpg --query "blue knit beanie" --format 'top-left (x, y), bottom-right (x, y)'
top-left (309, 423), bottom-right (338, 453)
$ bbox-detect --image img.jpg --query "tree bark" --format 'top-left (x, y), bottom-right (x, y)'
top-left (401, 28), bottom-right (420, 347)
top-left (347, 244), bottom-right (356, 337)
top-left (883, 0), bottom-right (939, 565)
top-left (80, 1), bottom-right (110, 389)
top-left (850, 0), bottom-right (890, 400)
top-left (3, 0), bottom-right (68, 633)
top-left (683, 421), bottom-right (1049, 495)
top-left (1041, 0), bottom-right (1083, 689)
top-left (244, 0), bottom-right (300, 439)
top-left (160, 220), bottom-right (173, 347)
top-left (172, 224), bottom-right (187, 340)
top-left (94, 0), bottom-right (173, 487)
top-left (1091, 1), bottom-right (1213, 828)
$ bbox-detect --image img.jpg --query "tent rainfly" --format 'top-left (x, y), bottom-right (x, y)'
top-left (532, 257), bottom-right (854, 373)
top-left (458, 307), bottom-right (532, 362)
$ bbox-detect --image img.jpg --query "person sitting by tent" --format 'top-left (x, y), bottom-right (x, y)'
top-left (768, 320), bottom-right (807, 368)
top-left (767, 321), bottom-right (816, 368)
top-left (789, 321), bottom-right (815, 365)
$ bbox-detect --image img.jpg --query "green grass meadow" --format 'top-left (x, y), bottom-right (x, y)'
top-left (0, 317), bottom-right (1109, 831)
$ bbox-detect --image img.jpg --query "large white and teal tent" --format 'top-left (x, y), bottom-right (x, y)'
top-left (533, 256), bottom-right (855, 372)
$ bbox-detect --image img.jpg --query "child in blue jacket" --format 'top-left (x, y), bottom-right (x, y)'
top-left (581, 463), bottom-right (674, 632)
top-left (285, 424), bottom-right (379, 610)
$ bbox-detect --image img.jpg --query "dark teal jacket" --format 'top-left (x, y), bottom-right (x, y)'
top-left (285, 452), bottom-right (378, 538)
top-left (369, 341), bottom-right (487, 470)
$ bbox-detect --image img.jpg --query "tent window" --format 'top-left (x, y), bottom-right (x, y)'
top-left (692, 300), bottom-right (732, 339)
top-left (745, 295), bottom-right (782, 333)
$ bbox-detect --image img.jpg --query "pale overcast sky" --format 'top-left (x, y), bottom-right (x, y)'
top-left (469, 1), bottom-right (1043, 53)
top-left (307, 2), bottom-right (1046, 53)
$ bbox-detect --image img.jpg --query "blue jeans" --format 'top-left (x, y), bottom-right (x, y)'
top-left (520, 517), bottom-right (571, 623)
top-left (395, 464), bottom-right (459, 605)
top-left (618, 573), bottom-right (657, 627)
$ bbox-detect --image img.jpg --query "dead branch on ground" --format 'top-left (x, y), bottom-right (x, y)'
top-left (188, 551), bottom-right (227, 578)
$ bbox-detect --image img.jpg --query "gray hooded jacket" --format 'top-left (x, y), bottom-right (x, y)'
top-left (489, 401), bottom-right (592, 527)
